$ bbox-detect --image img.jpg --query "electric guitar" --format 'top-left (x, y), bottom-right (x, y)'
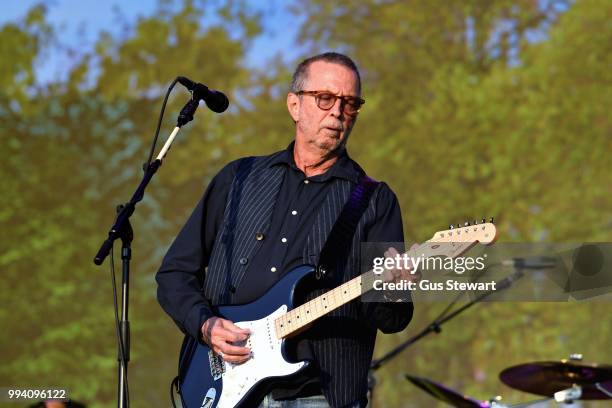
top-left (177, 221), bottom-right (498, 408)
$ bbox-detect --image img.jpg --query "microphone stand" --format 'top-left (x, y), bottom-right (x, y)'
top-left (368, 267), bottom-right (524, 405)
top-left (93, 92), bottom-right (202, 408)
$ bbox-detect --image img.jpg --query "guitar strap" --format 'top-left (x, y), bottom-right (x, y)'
top-left (176, 175), bottom-right (380, 397)
top-left (315, 175), bottom-right (380, 280)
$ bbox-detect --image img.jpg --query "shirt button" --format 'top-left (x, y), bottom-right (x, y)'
top-left (239, 257), bottom-right (248, 265)
top-left (255, 232), bottom-right (265, 241)
top-left (271, 267), bottom-right (277, 272)
top-left (303, 179), bottom-right (310, 184)
top-left (281, 237), bottom-right (287, 243)
top-left (291, 210), bottom-right (298, 215)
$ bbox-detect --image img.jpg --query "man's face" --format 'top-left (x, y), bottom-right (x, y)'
top-left (287, 61), bottom-right (360, 155)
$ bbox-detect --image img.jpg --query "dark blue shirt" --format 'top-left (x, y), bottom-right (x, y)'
top-left (157, 142), bottom-right (406, 400)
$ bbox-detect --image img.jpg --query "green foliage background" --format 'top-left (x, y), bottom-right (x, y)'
top-left (1, 1), bottom-right (610, 407)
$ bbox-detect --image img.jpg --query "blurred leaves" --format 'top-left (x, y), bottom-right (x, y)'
top-left (0, 4), bottom-right (52, 105)
top-left (0, 0), bottom-right (610, 407)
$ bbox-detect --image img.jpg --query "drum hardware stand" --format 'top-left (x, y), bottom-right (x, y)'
top-left (554, 384), bottom-right (582, 403)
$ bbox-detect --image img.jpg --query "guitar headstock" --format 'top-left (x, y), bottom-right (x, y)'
top-left (429, 217), bottom-right (498, 245)
top-left (418, 218), bottom-right (498, 259)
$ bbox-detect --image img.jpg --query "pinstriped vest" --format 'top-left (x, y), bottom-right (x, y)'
top-left (204, 152), bottom-right (382, 407)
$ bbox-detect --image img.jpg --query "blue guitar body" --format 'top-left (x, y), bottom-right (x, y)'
top-left (178, 265), bottom-right (315, 408)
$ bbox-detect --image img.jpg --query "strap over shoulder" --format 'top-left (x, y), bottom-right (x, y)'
top-left (316, 175), bottom-right (380, 280)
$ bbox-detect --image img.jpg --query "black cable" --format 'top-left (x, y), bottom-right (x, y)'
top-left (144, 78), bottom-right (180, 169)
top-left (170, 376), bottom-right (179, 408)
top-left (110, 246), bottom-right (130, 406)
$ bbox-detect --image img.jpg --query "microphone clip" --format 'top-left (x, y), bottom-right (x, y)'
top-left (177, 98), bottom-right (200, 127)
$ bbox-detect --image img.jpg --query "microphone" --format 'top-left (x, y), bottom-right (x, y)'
top-left (177, 76), bottom-right (229, 113)
top-left (501, 256), bottom-right (557, 269)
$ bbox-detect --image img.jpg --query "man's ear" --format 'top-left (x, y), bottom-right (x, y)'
top-left (287, 93), bottom-right (300, 122)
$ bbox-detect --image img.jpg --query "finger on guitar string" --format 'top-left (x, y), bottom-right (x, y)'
top-left (213, 340), bottom-right (250, 364)
top-left (382, 246), bottom-right (401, 283)
top-left (383, 245), bottom-right (422, 284)
top-left (218, 330), bottom-right (250, 353)
top-left (201, 316), bottom-right (250, 346)
top-left (209, 320), bottom-right (252, 364)
top-left (216, 341), bottom-right (251, 363)
top-left (222, 319), bottom-right (251, 336)
top-left (219, 326), bottom-right (250, 343)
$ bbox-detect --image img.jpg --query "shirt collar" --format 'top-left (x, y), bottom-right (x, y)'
top-left (269, 141), bottom-right (363, 183)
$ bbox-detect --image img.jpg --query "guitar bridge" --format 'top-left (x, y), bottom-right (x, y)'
top-left (208, 350), bottom-right (225, 381)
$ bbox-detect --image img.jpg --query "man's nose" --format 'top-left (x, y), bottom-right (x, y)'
top-left (329, 97), bottom-right (345, 118)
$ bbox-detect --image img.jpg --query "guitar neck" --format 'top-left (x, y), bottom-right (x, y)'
top-left (274, 242), bottom-right (435, 339)
top-left (274, 269), bottom-right (373, 339)
top-left (273, 221), bottom-right (497, 339)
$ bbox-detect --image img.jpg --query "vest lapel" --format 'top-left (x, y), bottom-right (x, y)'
top-left (205, 157), bottom-right (284, 304)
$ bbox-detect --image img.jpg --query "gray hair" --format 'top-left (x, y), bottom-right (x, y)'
top-left (290, 52), bottom-right (361, 95)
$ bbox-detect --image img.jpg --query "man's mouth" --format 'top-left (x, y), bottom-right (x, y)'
top-left (324, 126), bottom-right (343, 132)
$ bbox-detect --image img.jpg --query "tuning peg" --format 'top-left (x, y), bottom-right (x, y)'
top-left (449, 224), bottom-right (454, 230)
top-left (490, 216), bottom-right (494, 224)
top-left (569, 353), bottom-right (583, 361)
top-left (473, 220), bottom-right (477, 225)
top-left (481, 217), bottom-right (486, 223)
top-left (464, 221), bottom-right (470, 226)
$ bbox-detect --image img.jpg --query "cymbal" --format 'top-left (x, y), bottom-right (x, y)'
top-left (500, 360), bottom-right (612, 400)
top-left (405, 374), bottom-right (487, 408)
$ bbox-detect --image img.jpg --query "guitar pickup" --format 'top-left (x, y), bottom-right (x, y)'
top-left (208, 350), bottom-right (225, 381)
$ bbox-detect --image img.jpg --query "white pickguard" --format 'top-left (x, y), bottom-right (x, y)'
top-left (215, 305), bottom-right (306, 408)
